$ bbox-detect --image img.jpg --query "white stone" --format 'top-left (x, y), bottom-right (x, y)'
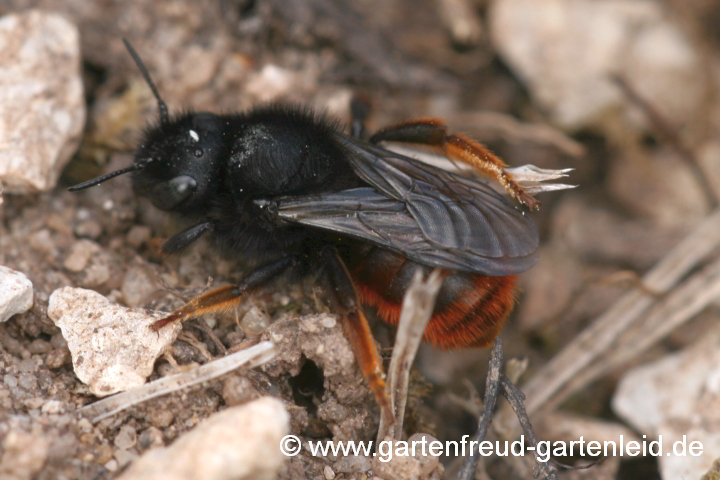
top-left (117, 397), bottom-right (289, 480)
top-left (63, 240), bottom-right (101, 273)
top-left (41, 399), bottom-right (64, 414)
top-left (47, 287), bottom-right (181, 396)
top-left (0, 265), bottom-right (33, 323)
top-left (612, 329), bottom-right (720, 480)
top-left (372, 433), bottom-right (444, 480)
top-left (0, 10), bottom-right (85, 193)
top-left (489, 0), bottom-right (706, 131)
top-left (323, 465), bottom-right (335, 480)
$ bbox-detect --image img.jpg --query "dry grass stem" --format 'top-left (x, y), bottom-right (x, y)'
top-left (377, 269), bottom-right (443, 443)
top-left (80, 341), bottom-right (276, 423)
top-left (611, 74), bottom-right (719, 208)
top-left (458, 340), bottom-right (561, 480)
top-left (498, 209), bottom-right (720, 432)
top-left (457, 338), bottom-right (504, 480)
top-left (551, 255), bottom-right (720, 411)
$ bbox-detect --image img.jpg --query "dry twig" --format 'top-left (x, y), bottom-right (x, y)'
top-left (377, 269), bottom-right (444, 442)
top-left (551, 255), bottom-right (720, 410)
top-left (456, 338), bottom-right (504, 480)
top-left (188, 317), bottom-right (228, 356)
top-left (80, 341), bottom-right (276, 423)
top-left (611, 74), bottom-right (719, 209)
top-left (457, 339), bottom-right (560, 480)
top-left (498, 209), bottom-right (720, 432)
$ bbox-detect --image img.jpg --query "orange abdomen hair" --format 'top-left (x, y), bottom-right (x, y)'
top-left (346, 248), bottom-right (517, 349)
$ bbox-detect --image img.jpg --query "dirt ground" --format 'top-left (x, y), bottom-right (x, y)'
top-left (1, 1), bottom-right (720, 479)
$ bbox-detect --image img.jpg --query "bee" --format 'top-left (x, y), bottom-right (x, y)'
top-left (70, 40), bottom-right (541, 423)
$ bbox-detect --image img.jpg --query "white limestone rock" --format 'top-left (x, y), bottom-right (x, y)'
top-left (0, 265), bottom-right (33, 323)
top-left (117, 397), bottom-right (289, 480)
top-left (0, 10), bottom-right (85, 193)
top-left (613, 329), bottom-right (720, 480)
top-left (489, 0), bottom-right (706, 131)
top-left (47, 287), bottom-right (181, 396)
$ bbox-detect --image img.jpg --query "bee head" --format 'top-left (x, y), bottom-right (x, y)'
top-left (130, 112), bottom-right (224, 213)
top-left (69, 40), bottom-right (224, 214)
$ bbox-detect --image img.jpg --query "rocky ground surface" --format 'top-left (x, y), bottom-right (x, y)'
top-left (1, 1), bottom-right (720, 480)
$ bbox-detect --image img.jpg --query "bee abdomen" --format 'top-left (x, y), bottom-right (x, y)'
top-left (349, 249), bottom-right (517, 349)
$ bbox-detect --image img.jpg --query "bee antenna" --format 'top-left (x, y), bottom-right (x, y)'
top-left (122, 38), bottom-right (170, 125)
top-left (67, 164), bottom-right (143, 192)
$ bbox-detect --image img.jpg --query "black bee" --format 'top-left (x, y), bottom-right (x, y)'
top-left (70, 40), bottom-right (540, 422)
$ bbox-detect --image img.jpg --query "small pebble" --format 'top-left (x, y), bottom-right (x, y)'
top-left (18, 358), bottom-right (39, 373)
top-left (77, 418), bottom-right (93, 433)
top-left (150, 409), bottom-right (174, 428)
top-left (45, 348), bottom-right (69, 369)
top-left (114, 425), bottom-right (137, 450)
top-left (94, 444), bottom-right (113, 464)
top-left (113, 448), bottom-right (138, 468)
top-left (137, 427), bottom-right (164, 449)
top-left (2, 335), bottom-right (25, 356)
top-left (0, 265), bottom-right (34, 323)
top-left (324, 465), bottom-right (336, 479)
top-left (240, 306), bottom-right (270, 335)
top-left (108, 237), bottom-right (124, 250)
top-left (4, 374), bottom-right (18, 387)
top-left (222, 375), bottom-right (257, 406)
top-left (25, 397), bottom-right (44, 409)
top-left (63, 239), bottom-right (100, 272)
top-left (76, 208), bottom-right (91, 221)
top-left (334, 455), bottom-right (371, 473)
top-left (47, 212), bottom-right (72, 235)
top-left (18, 373), bottom-right (38, 390)
top-left (1, 430), bottom-right (48, 478)
top-left (82, 263), bottom-right (110, 287)
top-left (54, 415), bottom-right (73, 428)
top-left (50, 333), bottom-right (67, 349)
top-left (224, 330), bottom-right (245, 347)
top-left (41, 400), bottom-right (64, 414)
top-left (121, 267), bottom-right (156, 307)
top-left (156, 363), bottom-right (174, 377)
top-left (171, 342), bottom-right (200, 364)
top-left (73, 220), bottom-right (103, 239)
top-left (27, 339), bottom-right (51, 354)
top-left (126, 225), bottom-right (151, 248)
top-left (29, 229), bottom-right (56, 257)
top-left (104, 459), bottom-right (119, 472)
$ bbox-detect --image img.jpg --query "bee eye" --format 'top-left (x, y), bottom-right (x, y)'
top-left (151, 175), bottom-right (197, 210)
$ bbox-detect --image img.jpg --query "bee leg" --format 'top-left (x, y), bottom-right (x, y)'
top-left (162, 221), bottom-right (214, 254)
top-left (150, 255), bottom-right (298, 330)
top-left (350, 94), bottom-right (372, 140)
top-left (369, 118), bottom-right (539, 209)
top-left (189, 318), bottom-right (228, 356)
top-left (321, 247), bottom-right (395, 425)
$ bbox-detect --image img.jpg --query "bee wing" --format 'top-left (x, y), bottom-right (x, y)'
top-left (267, 137), bottom-right (539, 275)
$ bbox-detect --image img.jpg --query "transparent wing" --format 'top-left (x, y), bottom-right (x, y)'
top-left (264, 136), bottom-right (539, 275)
